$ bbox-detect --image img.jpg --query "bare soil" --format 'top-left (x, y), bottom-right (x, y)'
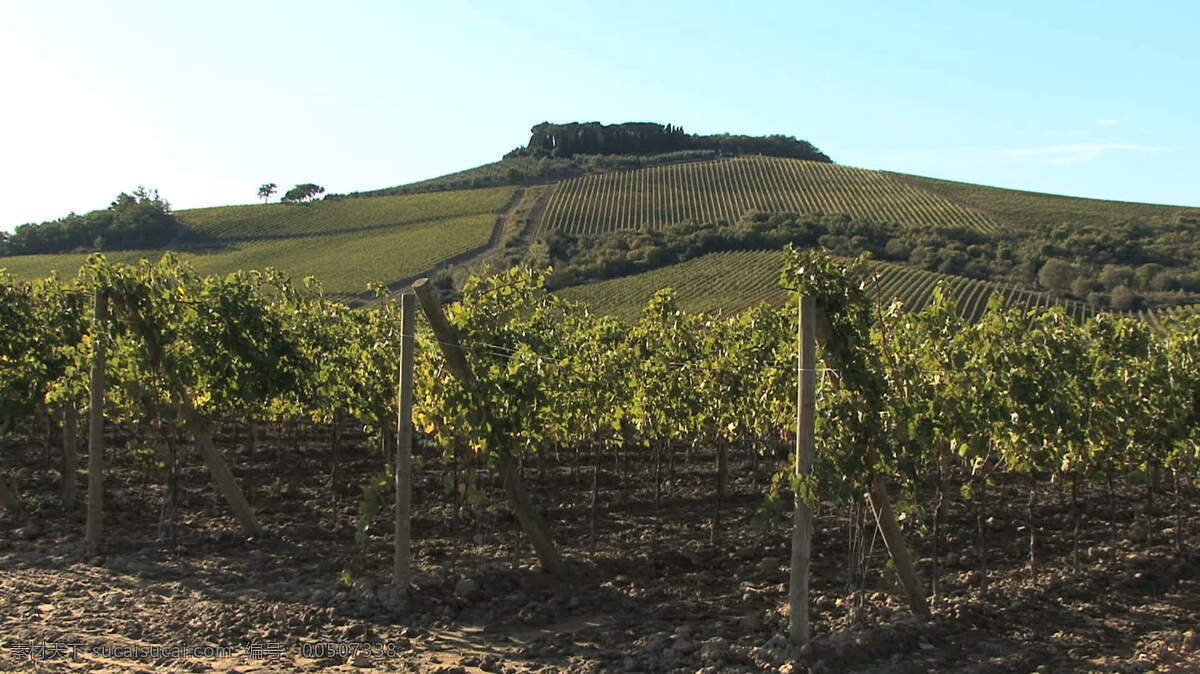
top-left (1, 425), bottom-right (1197, 673)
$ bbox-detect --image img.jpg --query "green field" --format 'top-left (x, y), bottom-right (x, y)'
top-left (888, 173), bottom-right (1196, 230)
top-left (540, 156), bottom-right (1001, 236)
top-left (558, 250), bottom-right (1195, 326)
top-left (0, 187), bottom-right (517, 299)
top-left (178, 186), bottom-right (515, 240)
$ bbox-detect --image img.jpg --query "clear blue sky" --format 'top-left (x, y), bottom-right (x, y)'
top-left (2, 0), bottom-right (1197, 229)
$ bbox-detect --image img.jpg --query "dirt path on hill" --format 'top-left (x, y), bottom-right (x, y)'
top-left (352, 184), bottom-right (555, 305)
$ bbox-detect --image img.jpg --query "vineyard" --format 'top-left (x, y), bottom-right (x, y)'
top-left (0, 187), bottom-right (516, 300)
top-left (1, 252), bottom-right (1198, 672)
top-left (558, 249), bottom-right (1199, 327)
top-left (180, 187), bottom-right (516, 240)
top-left (889, 172), bottom-right (1198, 230)
top-left (539, 156), bottom-right (1001, 236)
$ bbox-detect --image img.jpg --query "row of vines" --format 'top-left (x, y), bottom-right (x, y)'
top-left (1, 251), bottom-right (1198, 623)
top-left (560, 250), bottom-right (1198, 328)
top-left (539, 157), bottom-right (1000, 236)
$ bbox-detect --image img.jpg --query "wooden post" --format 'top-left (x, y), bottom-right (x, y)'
top-left (711, 438), bottom-right (728, 546)
top-left (86, 290), bottom-right (108, 549)
top-left (411, 278), bottom-right (565, 577)
top-left (394, 292), bottom-right (415, 591)
top-left (810, 305), bottom-right (930, 620)
top-left (789, 295), bottom-right (817, 644)
top-left (866, 465), bottom-right (931, 619)
top-left (61, 405), bottom-right (79, 509)
top-left (179, 398), bottom-right (263, 537)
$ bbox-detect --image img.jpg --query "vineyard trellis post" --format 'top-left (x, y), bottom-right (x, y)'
top-left (865, 461), bottom-right (930, 619)
top-left (800, 272), bottom-right (930, 620)
top-left (85, 289), bottom-right (107, 549)
top-left (789, 295), bottom-right (817, 644)
top-left (411, 279), bottom-right (566, 578)
top-left (179, 398), bottom-right (263, 537)
top-left (394, 291), bottom-right (415, 592)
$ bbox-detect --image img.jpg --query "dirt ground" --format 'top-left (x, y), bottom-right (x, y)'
top-left (1, 425), bottom-right (1197, 673)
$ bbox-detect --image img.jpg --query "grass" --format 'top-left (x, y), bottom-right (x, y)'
top-left (0, 187), bottom-right (517, 300)
top-left (888, 173), bottom-right (1197, 230)
top-left (540, 156), bottom-right (1001, 236)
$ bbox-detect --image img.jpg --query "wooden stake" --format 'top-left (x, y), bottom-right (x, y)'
top-left (179, 398), bottom-right (263, 537)
top-left (394, 292), bottom-right (415, 591)
top-left (789, 295), bottom-right (817, 644)
top-left (85, 290), bottom-right (108, 549)
top-left (412, 278), bottom-right (565, 577)
top-left (807, 304), bottom-right (930, 620)
top-left (866, 466), bottom-right (931, 619)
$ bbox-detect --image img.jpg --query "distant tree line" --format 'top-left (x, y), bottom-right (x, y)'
top-left (505, 122), bottom-right (832, 163)
top-left (0, 188), bottom-right (182, 256)
top-left (504, 212), bottom-right (1200, 310)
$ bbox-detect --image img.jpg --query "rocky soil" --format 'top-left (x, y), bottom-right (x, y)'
top-left (1, 425), bottom-right (1197, 673)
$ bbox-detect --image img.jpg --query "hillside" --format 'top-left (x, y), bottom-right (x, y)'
top-left (539, 156), bottom-right (1000, 236)
top-left (3, 121), bottom-right (1197, 320)
top-left (558, 250), bottom-right (1199, 328)
top-left (0, 187), bottom-right (517, 300)
top-left (889, 172), bottom-right (1197, 230)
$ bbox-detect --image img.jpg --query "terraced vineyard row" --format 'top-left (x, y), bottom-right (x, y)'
top-left (558, 250), bottom-right (1195, 328)
top-left (540, 156), bottom-right (1000, 237)
top-left (888, 172), bottom-right (1197, 230)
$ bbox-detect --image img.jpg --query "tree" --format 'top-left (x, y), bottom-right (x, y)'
top-left (1038, 258), bottom-right (1077, 294)
top-left (1135, 263), bottom-right (1164, 290)
top-left (1099, 264), bottom-right (1136, 291)
top-left (257, 183), bottom-right (277, 203)
top-left (1111, 285), bottom-right (1138, 311)
top-left (281, 184), bottom-right (325, 203)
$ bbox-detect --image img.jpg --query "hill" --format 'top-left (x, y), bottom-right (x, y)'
top-left (889, 172), bottom-right (1198, 230)
top-left (3, 121), bottom-right (1197, 320)
top-left (509, 121), bottom-right (830, 162)
top-left (539, 156), bottom-right (1000, 236)
top-left (0, 186), bottom-right (517, 300)
top-left (557, 250), bottom-right (1199, 328)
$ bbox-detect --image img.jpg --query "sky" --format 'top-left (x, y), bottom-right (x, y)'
top-left (2, 0), bottom-right (1197, 230)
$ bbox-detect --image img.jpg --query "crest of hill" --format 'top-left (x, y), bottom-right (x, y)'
top-left (339, 121), bottom-right (831, 198)
top-left (887, 173), bottom-right (1200, 230)
top-left (509, 121), bottom-right (831, 162)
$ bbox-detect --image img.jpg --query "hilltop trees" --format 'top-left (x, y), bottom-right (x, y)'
top-left (257, 183), bottom-right (277, 202)
top-left (507, 121), bottom-right (832, 162)
top-left (3, 188), bottom-right (181, 256)
top-left (282, 183), bottom-right (325, 203)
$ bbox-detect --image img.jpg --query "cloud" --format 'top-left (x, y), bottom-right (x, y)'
top-left (1096, 119), bottom-right (1120, 126)
top-left (998, 142), bottom-right (1170, 165)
